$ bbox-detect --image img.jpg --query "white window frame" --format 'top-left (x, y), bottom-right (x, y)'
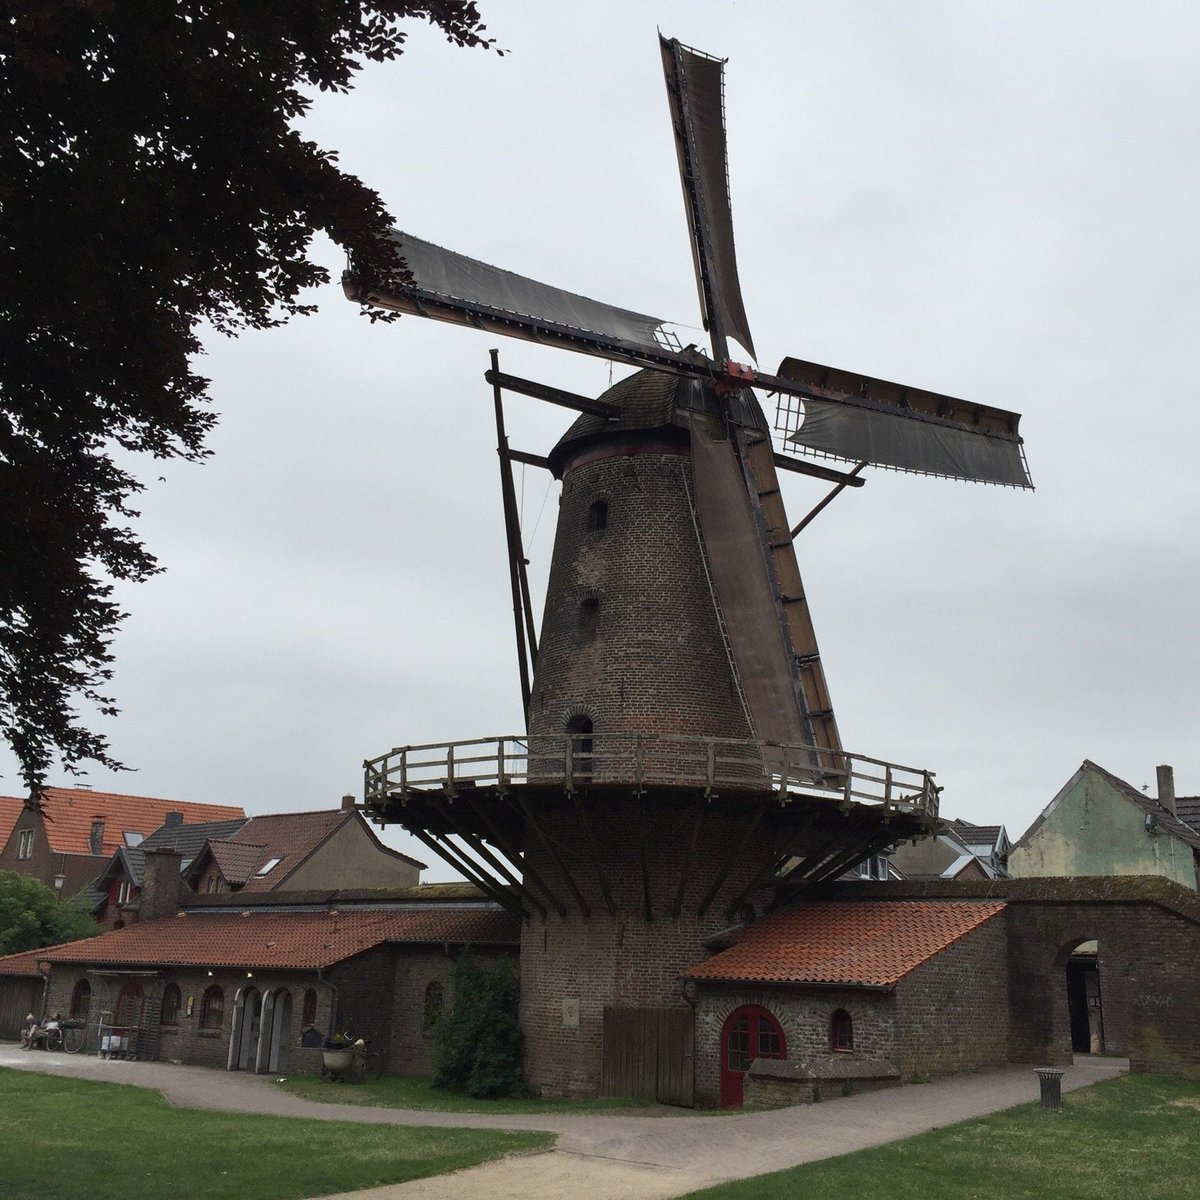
top-left (16, 829), bottom-right (34, 860)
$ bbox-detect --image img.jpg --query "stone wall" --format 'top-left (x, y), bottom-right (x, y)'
top-left (892, 909), bottom-right (1009, 1075)
top-left (520, 801), bottom-right (775, 1098)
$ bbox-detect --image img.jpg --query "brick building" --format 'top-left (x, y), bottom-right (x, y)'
top-left (0, 787), bottom-right (246, 898)
top-left (0, 854), bottom-right (516, 1072)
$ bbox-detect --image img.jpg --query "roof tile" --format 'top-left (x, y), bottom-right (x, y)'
top-left (685, 900), bottom-right (1004, 987)
top-left (0, 788), bottom-right (246, 857)
top-left (14, 906), bottom-right (518, 972)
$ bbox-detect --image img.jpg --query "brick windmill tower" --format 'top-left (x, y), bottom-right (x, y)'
top-left (349, 36), bottom-right (1031, 1100)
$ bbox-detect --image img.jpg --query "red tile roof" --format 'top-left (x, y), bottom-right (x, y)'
top-left (229, 810), bottom-right (352, 890)
top-left (0, 796), bottom-right (22, 853)
top-left (0, 788), bottom-right (247, 857)
top-left (685, 900), bottom-right (1005, 988)
top-left (13, 906), bottom-right (518, 972)
top-left (0, 949), bottom-right (44, 978)
top-left (209, 841), bottom-right (267, 885)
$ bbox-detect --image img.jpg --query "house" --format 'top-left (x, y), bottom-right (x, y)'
top-left (887, 823), bottom-right (1004, 881)
top-left (181, 799), bottom-right (423, 895)
top-left (944, 820), bottom-right (1011, 878)
top-left (1009, 762), bottom-right (1199, 888)
top-left (0, 787), bottom-right (247, 898)
top-left (685, 899), bottom-right (1008, 1106)
top-left (0, 845), bottom-right (516, 1071)
top-left (88, 814), bottom-right (249, 929)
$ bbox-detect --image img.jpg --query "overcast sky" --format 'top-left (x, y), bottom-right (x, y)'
top-left (4, 2), bottom-right (1197, 876)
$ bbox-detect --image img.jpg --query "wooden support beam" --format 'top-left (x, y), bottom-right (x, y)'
top-left (697, 804), bottom-right (767, 918)
top-left (790, 462), bottom-right (868, 540)
top-left (485, 368), bottom-right (621, 418)
top-left (672, 801), bottom-right (708, 920)
top-left (399, 820), bottom-right (522, 917)
top-left (723, 812), bottom-right (820, 921)
top-left (464, 796), bottom-right (568, 920)
top-left (772, 452), bottom-right (867, 487)
top-left (515, 795), bottom-right (591, 918)
top-left (571, 792), bottom-right (618, 918)
top-left (508, 449), bottom-right (551, 470)
top-left (449, 821), bottom-right (548, 921)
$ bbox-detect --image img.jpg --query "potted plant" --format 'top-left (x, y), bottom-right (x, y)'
top-left (322, 1032), bottom-right (354, 1074)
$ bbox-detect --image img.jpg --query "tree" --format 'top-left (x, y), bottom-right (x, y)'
top-left (0, 870), bottom-right (100, 955)
top-left (433, 955), bottom-right (525, 1097)
top-left (0, 2), bottom-right (494, 794)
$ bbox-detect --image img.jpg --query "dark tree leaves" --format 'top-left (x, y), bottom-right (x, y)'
top-left (0, 2), bottom-right (494, 794)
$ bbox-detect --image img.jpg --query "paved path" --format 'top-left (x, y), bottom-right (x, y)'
top-left (1, 1046), bottom-right (1127, 1198)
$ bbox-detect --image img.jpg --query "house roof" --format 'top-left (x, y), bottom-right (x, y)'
top-left (0, 797), bottom-right (22, 852)
top-left (190, 809), bottom-right (423, 892)
top-left (685, 900), bottom-right (1005, 988)
top-left (5, 905), bottom-right (519, 972)
top-left (1, 788), bottom-right (246, 857)
top-left (1175, 796), bottom-right (1200, 834)
top-left (0, 949), bottom-right (44, 978)
top-left (946, 820), bottom-right (1008, 853)
top-left (209, 841), bottom-right (269, 886)
top-left (1016, 761), bottom-right (1200, 855)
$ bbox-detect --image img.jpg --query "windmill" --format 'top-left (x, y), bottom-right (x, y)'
top-left (348, 36), bottom-right (1031, 1101)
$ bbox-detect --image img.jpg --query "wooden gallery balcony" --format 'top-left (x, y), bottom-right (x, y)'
top-left (360, 735), bottom-right (940, 920)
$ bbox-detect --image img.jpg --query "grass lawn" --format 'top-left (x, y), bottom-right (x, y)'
top-left (276, 1072), bottom-right (653, 1114)
top-left (682, 1074), bottom-right (1200, 1200)
top-left (0, 1068), bottom-right (553, 1200)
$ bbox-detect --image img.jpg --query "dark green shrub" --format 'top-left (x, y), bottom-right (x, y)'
top-left (433, 956), bottom-right (526, 1098)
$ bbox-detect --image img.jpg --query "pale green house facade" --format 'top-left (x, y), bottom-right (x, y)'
top-left (1010, 760), bottom-right (1200, 889)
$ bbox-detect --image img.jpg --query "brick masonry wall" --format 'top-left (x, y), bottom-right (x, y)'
top-left (44, 965), bottom-right (333, 1074)
top-left (892, 913), bottom-right (1010, 1076)
top-left (1003, 901), bottom-right (1200, 1077)
top-left (527, 450), bottom-right (754, 749)
top-left (388, 946), bottom-right (518, 1077)
top-left (0, 809), bottom-right (105, 896)
top-left (692, 984), bottom-right (895, 1108)
top-left (519, 802), bottom-right (776, 1098)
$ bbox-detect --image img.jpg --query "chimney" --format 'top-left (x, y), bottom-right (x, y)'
top-left (164, 811), bottom-right (183, 829)
top-left (89, 817), bottom-right (105, 855)
top-left (1157, 765), bottom-right (1177, 817)
top-left (139, 847), bottom-right (184, 921)
top-left (341, 794), bottom-right (356, 812)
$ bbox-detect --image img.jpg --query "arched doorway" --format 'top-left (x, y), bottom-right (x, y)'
top-left (266, 989), bottom-right (293, 1073)
top-left (1066, 940), bottom-right (1104, 1054)
top-left (720, 1004), bottom-right (787, 1108)
top-left (234, 988), bottom-right (262, 1071)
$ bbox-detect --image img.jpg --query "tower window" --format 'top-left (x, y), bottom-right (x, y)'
top-left (566, 715), bottom-right (594, 780)
top-left (579, 595), bottom-right (600, 637)
top-left (831, 1009), bottom-right (854, 1052)
top-left (587, 499), bottom-right (608, 532)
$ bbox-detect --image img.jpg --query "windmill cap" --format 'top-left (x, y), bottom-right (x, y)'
top-left (548, 370), bottom-right (703, 477)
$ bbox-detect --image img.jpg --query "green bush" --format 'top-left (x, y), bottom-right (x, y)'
top-left (0, 871), bottom-right (100, 955)
top-left (433, 956), bottom-right (526, 1098)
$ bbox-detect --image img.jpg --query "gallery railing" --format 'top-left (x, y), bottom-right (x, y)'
top-left (362, 733), bottom-right (938, 819)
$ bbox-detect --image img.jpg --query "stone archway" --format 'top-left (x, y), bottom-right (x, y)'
top-left (1066, 940), bottom-right (1104, 1054)
top-left (232, 987), bottom-right (262, 1072)
top-left (265, 989), bottom-right (293, 1073)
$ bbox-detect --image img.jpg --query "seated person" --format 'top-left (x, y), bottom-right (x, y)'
top-left (19, 1013), bottom-right (37, 1049)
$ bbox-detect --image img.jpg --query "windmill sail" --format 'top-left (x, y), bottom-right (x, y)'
top-left (345, 232), bottom-right (700, 374)
top-left (660, 37), bottom-right (756, 361)
top-left (776, 356), bottom-right (1031, 488)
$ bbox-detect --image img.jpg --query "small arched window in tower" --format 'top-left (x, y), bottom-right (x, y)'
top-left (587, 498), bottom-right (608, 532)
top-left (831, 1009), bottom-right (854, 1052)
top-left (579, 595), bottom-right (600, 639)
top-left (566, 715), bottom-right (594, 781)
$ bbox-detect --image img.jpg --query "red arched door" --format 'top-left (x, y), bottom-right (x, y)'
top-left (720, 1004), bottom-right (787, 1108)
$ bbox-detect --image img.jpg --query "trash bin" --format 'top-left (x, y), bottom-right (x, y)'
top-left (1035, 1067), bottom-right (1065, 1110)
